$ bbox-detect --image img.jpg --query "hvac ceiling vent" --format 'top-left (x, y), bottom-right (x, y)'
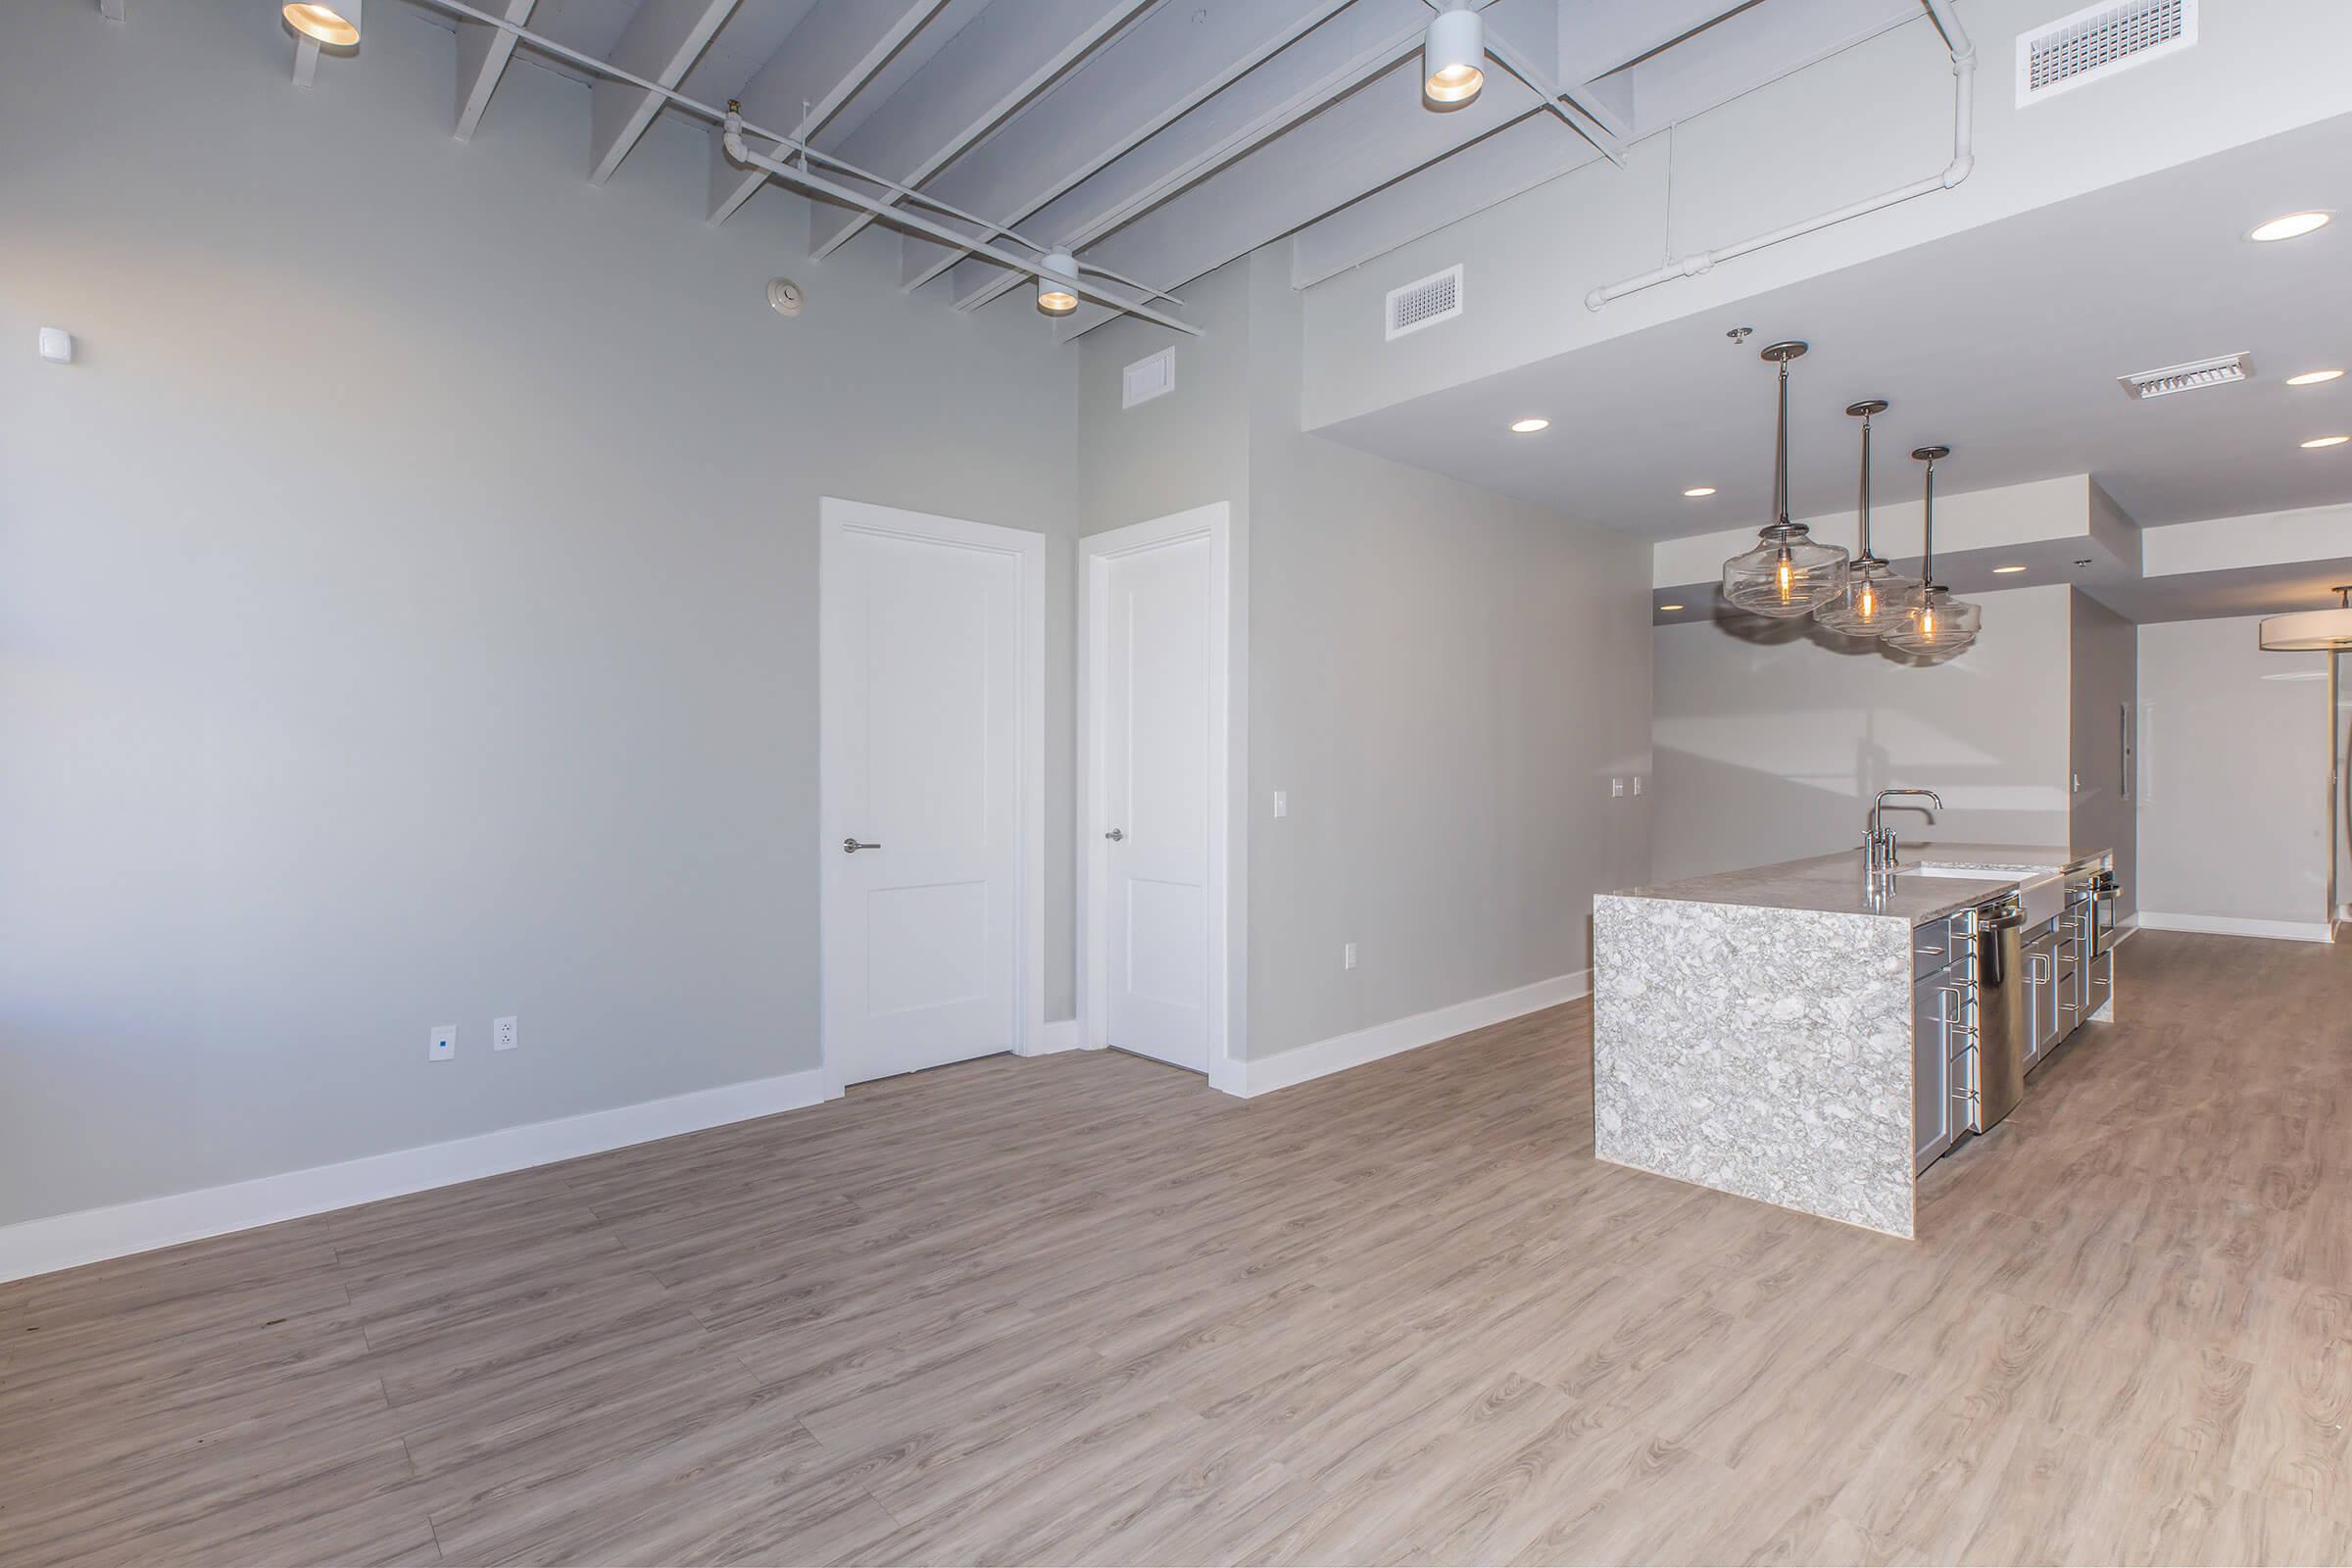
top-left (1122, 347), bottom-right (1175, 410)
top-left (2118, 351), bottom-right (2250, 401)
top-left (1386, 265), bottom-right (1463, 341)
top-left (2018, 0), bottom-right (2196, 106)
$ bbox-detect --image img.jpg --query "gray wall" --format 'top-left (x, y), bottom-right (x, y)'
top-left (1650, 585), bottom-right (2077, 882)
top-left (1079, 251), bottom-right (1654, 1065)
top-left (2137, 615), bottom-right (2333, 928)
top-left (0, 0), bottom-right (1079, 1224)
top-left (2068, 591), bottom-right (2138, 920)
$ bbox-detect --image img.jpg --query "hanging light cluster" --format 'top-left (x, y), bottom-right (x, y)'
top-left (1718, 340), bottom-right (1981, 661)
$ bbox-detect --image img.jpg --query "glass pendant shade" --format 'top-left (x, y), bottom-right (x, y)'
top-left (1724, 527), bottom-right (1849, 617)
top-left (1818, 555), bottom-right (1921, 635)
top-left (1722, 341), bottom-right (1847, 618)
top-left (1884, 583), bottom-right (1983, 656)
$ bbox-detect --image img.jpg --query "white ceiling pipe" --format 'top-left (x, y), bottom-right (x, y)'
top-left (722, 129), bottom-right (1200, 335)
top-left (402, 0), bottom-right (1187, 316)
top-left (1586, 0), bottom-right (1976, 312)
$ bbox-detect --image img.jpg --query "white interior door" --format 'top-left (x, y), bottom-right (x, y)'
top-left (1098, 534), bottom-right (1213, 1072)
top-left (822, 502), bottom-right (1034, 1088)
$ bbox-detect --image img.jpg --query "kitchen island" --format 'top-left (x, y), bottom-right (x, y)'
top-left (1592, 844), bottom-right (2118, 1239)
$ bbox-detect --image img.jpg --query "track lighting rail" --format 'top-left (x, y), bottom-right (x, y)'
top-left (406, 0), bottom-right (1195, 334)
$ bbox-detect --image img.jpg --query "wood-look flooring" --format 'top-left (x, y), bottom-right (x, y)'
top-left (5, 930), bottom-right (2351, 1566)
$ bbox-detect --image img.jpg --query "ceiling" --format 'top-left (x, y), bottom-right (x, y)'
top-left (1315, 108), bottom-right (2352, 544)
top-left (387, 0), bottom-right (1932, 333)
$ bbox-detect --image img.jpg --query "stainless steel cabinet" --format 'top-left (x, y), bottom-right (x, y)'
top-left (2022, 923), bottom-right (2061, 1064)
top-left (1912, 956), bottom-right (1970, 1171)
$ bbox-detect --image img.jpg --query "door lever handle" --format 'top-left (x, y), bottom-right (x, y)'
top-left (1103, 828), bottom-right (1124, 842)
top-left (842, 838), bottom-right (881, 854)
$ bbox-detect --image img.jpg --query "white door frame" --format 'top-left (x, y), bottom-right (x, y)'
top-left (1079, 503), bottom-right (1243, 1096)
top-left (818, 497), bottom-right (1047, 1100)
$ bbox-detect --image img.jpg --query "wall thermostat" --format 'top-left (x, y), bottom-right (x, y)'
top-left (767, 278), bottom-right (803, 318)
top-left (38, 327), bottom-right (74, 365)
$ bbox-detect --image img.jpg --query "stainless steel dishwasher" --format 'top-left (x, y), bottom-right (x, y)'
top-left (1965, 892), bottom-right (2029, 1134)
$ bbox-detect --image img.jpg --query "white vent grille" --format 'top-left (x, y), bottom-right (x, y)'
top-left (2118, 351), bottom-right (2250, 401)
top-left (2018, 0), bottom-right (2196, 106)
top-left (1385, 265), bottom-right (1463, 340)
top-left (1122, 347), bottom-right (1175, 410)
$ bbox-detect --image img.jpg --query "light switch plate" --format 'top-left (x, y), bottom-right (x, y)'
top-left (428, 1025), bottom-right (456, 1062)
top-left (1632, 776), bottom-right (1643, 796)
top-left (1343, 942), bottom-right (1357, 970)
top-left (1273, 790), bottom-right (1288, 818)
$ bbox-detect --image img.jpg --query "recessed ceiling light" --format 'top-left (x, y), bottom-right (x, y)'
top-left (2287, 369), bottom-right (2346, 386)
top-left (2249, 211), bottom-right (2332, 243)
top-left (1509, 417), bottom-right (1549, 434)
top-left (1658, 604), bottom-right (1685, 612)
top-left (1993, 564), bottom-right (2028, 574)
top-left (1682, 486), bottom-right (1716, 498)
top-left (2303, 435), bottom-right (2351, 449)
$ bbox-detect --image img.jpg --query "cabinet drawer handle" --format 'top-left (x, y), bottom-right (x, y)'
top-left (1915, 945), bottom-right (1945, 956)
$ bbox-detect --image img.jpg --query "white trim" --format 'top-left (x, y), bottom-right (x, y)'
top-left (0, 1069), bottom-right (826, 1286)
top-left (1237, 970), bottom-right (1592, 1099)
top-left (818, 499), bottom-right (1048, 1096)
top-left (1078, 504), bottom-right (1243, 1095)
top-left (2134, 911), bottom-right (2334, 944)
top-left (1033, 1018), bottom-right (1081, 1054)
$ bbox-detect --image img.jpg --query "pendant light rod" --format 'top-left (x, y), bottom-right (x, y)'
top-left (1848, 399), bottom-right (1887, 558)
top-left (1912, 444), bottom-right (1949, 582)
top-left (1763, 340), bottom-right (1806, 526)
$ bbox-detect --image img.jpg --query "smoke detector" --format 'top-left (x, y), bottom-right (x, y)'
top-left (2118, 351), bottom-right (2250, 401)
top-left (767, 277), bottom-right (804, 318)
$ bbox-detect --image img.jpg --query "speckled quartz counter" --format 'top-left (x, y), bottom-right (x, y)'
top-left (1592, 843), bottom-right (2108, 1240)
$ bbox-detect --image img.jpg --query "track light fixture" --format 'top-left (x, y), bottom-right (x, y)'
top-left (1422, 5), bottom-right (1484, 109)
top-left (284, 0), bottom-right (362, 46)
top-left (1036, 251), bottom-right (1079, 318)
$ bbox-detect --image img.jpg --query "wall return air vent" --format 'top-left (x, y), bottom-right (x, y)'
top-left (2018, 0), bottom-right (2196, 106)
top-left (1386, 265), bottom-right (1463, 341)
top-left (2118, 351), bottom-right (2250, 401)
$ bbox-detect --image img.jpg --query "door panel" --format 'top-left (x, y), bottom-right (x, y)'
top-left (1102, 538), bottom-right (1211, 1072)
top-left (824, 516), bottom-right (1020, 1086)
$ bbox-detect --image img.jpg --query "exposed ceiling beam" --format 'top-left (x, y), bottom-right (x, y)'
top-left (588, 0), bottom-right (742, 187)
top-left (1054, 56), bottom-right (1540, 339)
top-left (807, 0), bottom-right (1157, 263)
top-left (953, 4), bottom-right (1428, 316)
top-left (894, 0), bottom-right (1358, 296)
top-left (707, 0), bottom-right (955, 225)
top-left (454, 0), bottom-right (535, 141)
top-left (1483, 29), bottom-right (1623, 166)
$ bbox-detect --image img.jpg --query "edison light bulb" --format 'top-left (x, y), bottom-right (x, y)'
top-left (1776, 549), bottom-right (1794, 604)
top-left (1920, 607), bottom-right (1936, 642)
top-left (1858, 584), bottom-right (1876, 620)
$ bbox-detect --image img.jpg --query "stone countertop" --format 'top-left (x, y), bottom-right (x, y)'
top-left (1607, 843), bottom-right (2108, 929)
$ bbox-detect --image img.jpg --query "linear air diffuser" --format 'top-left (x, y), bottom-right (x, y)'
top-left (2118, 351), bottom-right (2250, 401)
top-left (2018, 0), bottom-right (2196, 106)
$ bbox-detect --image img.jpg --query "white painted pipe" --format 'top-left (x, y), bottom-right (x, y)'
top-left (1586, 0), bottom-right (1977, 312)
top-left (401, 0), bottom-right (1189, 323)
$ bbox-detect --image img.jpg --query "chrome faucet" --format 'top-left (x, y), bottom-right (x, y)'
top-left (1868, 788), bottom-right (1942, 875)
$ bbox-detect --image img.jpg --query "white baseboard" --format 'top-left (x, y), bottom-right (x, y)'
top-left (1026, 1018), bottom-right (1081, 1054)
top-left (2135, 911), bottom-right (2334, 944)
top-left (1238, 970), bottom-right (1592, 1099)
top-left (0, 1068), bottom-right (828, 1287)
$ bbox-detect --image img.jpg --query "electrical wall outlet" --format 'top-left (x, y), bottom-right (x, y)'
top-left (1611, 777), bottom-right (1626, 798)
top-left (428, 1025), bottom-right (456, 1062)
top-left (1343, 942), bottom-right (1357, 970)
top-left (493, 1015), bottom-right (519, 1052)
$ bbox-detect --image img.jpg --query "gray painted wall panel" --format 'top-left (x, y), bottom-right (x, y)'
top-left (0, 0), bottom-right (1078, 1224)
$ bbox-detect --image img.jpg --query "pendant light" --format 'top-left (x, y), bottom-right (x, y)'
top-left (1721, 341), bottom-right (1849, 618)
top-left (1816, 399), bottom-right (1920, 637)
top-left (284, 0), bottom-right (361, 45)
top-left (1422, 5), bottom-right (1485, 108)
top-left (2259, 586), bottom-right (2352, 650)
top-left (1035, 251), bottom-right (1079, 317)
top-left (1883, 446), bottom-right (1983, 657)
